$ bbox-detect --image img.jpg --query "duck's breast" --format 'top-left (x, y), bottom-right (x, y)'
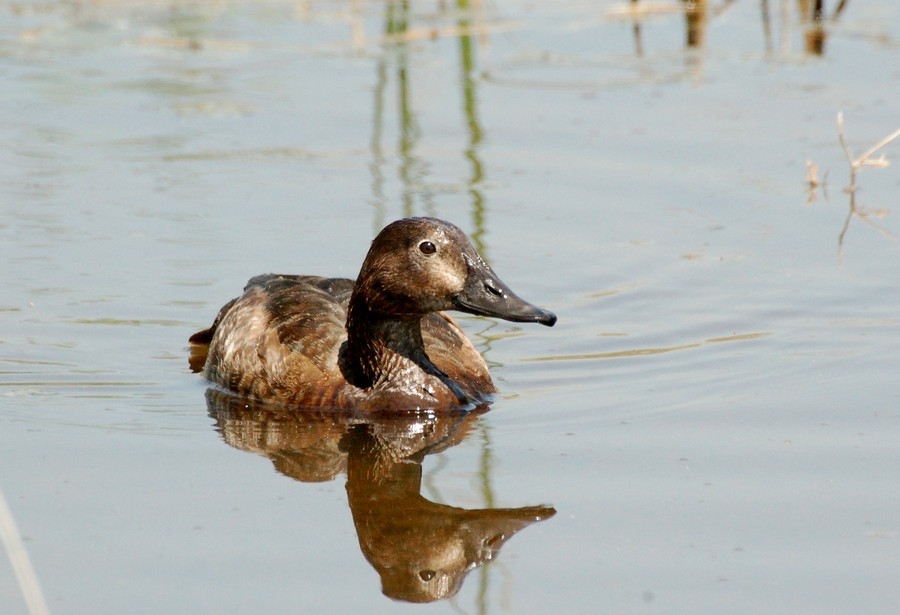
top-left (421, 312), bottom-right (495, 401)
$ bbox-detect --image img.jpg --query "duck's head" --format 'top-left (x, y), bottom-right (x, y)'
top-left (353, 217), bottom-right (556, 326)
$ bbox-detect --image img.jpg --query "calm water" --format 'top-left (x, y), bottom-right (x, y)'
top-left (2, 1), bottom-right (899, 613)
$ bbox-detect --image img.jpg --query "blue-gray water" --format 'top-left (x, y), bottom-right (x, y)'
top-left (2, 1), bottom-right (899, 613)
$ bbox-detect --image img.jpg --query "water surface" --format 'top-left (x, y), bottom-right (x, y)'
top-left (2, 1), bottom-right (899, 613)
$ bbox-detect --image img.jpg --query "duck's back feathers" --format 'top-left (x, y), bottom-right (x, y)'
top-left (254, 274), bottom-right (352, 375)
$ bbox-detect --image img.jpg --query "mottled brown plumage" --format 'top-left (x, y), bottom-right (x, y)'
top-left (189, 218), bottom-right (555, 411)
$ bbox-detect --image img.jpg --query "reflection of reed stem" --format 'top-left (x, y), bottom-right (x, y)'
top-left (831, 0), bottom-right (850, 19)
top-left (375, 1), bottom-right (428, 218)
top-left (477, 423), bottom-right (496, 509)
top-left (476, 421), bottom-right (494, 614)
top-left (631, 0), bottom-right (644, 56)
top-left (760, 0), bottom-right (772, 54)
top-left (369, 1), bottom-right (491, 244)
top-left (370, 57), bottom-right (388, 231)
top-left (390, 2), bottom-right (421, 217)
top-left (683, 0), bottom-right (708, 48)
top-left (457, 0), bottom-right (488, 257)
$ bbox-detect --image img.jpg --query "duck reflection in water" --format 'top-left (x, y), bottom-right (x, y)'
top-left (204, 388), bottom-right (555, 603)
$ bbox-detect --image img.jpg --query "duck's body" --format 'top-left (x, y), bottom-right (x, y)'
top-left (191, 273), bottom-right (495, 409)
top-left (190, 218), bottom-right (555, 411)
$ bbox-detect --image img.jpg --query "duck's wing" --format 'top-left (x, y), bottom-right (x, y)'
top-left (194, 275), bottom-right (355, 400)
top-left (254, 274), bottom-right (354, 375)
top-left (422, 312), bottom-right (496, 398)
top-left (188, 296), bottom-right (237, 371)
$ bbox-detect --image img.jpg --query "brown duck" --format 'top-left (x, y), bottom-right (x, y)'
top-left (189, 217), bottom-right (556, 411)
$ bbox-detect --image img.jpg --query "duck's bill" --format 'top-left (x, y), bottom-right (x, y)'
top-left (453, 264), bottom-right (557, 327)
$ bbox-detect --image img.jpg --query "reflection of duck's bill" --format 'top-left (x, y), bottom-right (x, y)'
top-left (468, 505), bottom-right (557, 561)
top-left (479, 505), bottom-right (557, 525)
top-left (453, 259), bottom-right (557, 327)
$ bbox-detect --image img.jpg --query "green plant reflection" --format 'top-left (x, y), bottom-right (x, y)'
top-left (368, 0), bottom-right (489, 251)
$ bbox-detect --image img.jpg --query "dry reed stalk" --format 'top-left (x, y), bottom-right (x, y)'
top-left (0, 486), bottom-right (50, 615)
top-left (832, 113), bottom-right (900, 260)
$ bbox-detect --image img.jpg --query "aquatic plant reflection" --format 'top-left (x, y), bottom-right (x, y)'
top-left (807, 113), bottom-right (900, 260)
top-left (622, 0), bottom-right (853, 60)
top-left (368, 0), bottom-right (489, 252)
top-left (203, 388), bottom-right (555, 604)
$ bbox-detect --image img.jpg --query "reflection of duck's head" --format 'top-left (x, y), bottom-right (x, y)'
top-left (342, 422), bottom-right (556, 603)
top-left (373, 504), bottom-right (556, 603)
top-left (350, 217), bottom-right (558, 325)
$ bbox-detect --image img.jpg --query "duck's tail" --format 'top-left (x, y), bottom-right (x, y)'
top-left (188, 297), bottom-right (237, 372)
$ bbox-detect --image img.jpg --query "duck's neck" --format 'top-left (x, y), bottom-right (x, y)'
top-left (343, 296), bottom-right (469, 405)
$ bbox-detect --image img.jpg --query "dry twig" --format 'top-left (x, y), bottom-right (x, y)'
top-left (836, 111), bottom-right (900, 192)
top-left (832, 113), bottom-right (900, 260)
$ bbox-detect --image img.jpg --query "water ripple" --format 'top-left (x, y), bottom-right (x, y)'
top-left (523, 331), bottom-right (773, 362)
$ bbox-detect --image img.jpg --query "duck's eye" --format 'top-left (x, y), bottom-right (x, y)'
top-left (419, 241), bottom-right (437, 255)
top-left (419, 570), bottom-right (436, 581)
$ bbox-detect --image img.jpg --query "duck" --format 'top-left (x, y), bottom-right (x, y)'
top-left (189, 217), bottom-right (556, 411)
